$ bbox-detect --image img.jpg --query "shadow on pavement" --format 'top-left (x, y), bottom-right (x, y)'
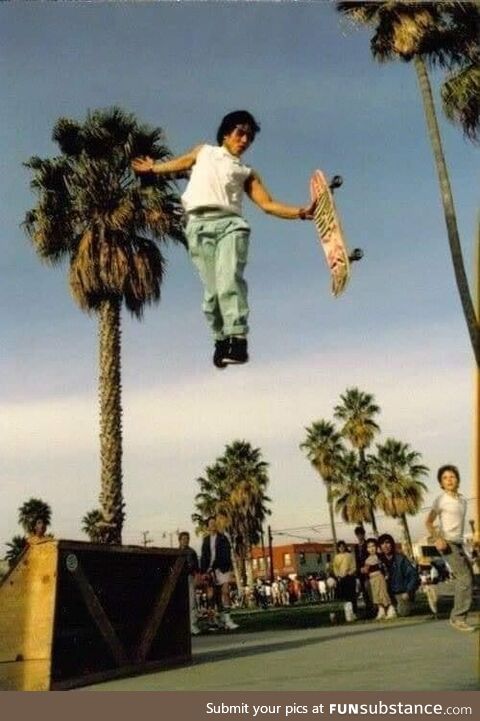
top-left (191, 618), bottom-right (441, 667)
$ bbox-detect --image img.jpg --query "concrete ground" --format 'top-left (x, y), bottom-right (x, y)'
top-left (88, 615), bottom-right (479, 691)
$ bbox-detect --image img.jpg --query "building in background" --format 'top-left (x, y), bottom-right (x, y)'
top-left (250, 542), bottom-right (335, 581)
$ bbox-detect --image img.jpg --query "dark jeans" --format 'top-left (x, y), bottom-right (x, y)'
top-left (337, 575), bottom-right (356, 603)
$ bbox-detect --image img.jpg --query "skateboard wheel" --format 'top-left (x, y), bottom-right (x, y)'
top-left (349, 248), bottom-right (364, 262)
top-left (330, 175), bottom-right (343, 190)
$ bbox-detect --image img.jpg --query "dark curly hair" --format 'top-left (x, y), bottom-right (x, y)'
top-left (216, 110), bottom-right (260, 145)
top-left (378, 533), bottom-right (395, 548)
top-left (437, 464), bottom-right (460, 485)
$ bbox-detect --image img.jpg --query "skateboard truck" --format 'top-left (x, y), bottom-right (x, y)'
top-left (329, 175), bottom-right (364, 264)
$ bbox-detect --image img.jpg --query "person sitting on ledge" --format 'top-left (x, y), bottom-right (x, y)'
top-left (378, 533), bottom-right (419, 617)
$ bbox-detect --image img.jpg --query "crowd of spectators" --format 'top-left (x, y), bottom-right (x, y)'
top-left (182, 465), bottom-right (476, 634)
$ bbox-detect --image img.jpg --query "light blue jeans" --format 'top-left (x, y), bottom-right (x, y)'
top-left (185, 212), bottom-right (250, 340)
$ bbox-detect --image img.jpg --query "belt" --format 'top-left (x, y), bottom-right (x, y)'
top-left (188, 206), bottom-right (227, 216)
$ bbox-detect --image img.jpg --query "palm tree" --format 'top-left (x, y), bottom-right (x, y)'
top-left (337, 1), bottom-right (480, 365)
top-left (220, 441), bottom-right (271, 584)
top-left (18, 498), bottom-right (52, 535)
top-left (300, 420), bottom-right (346, 547)
top-left (24, 108), bottom-right (185, 544)
top-left (334, 387), bottom-right (381, 533)
top-left (370, 438), bottom-right (428, 557)
top-left (334, 450), bottom-right (375, 527)
top-left (192, 460), bottom-right (247, 593)
top-left (81, 509), bottom-right (104, 543)
top-left (5, 536), bottom-right (27, 567)
top-left (192, 442), bottom-right (271, 587)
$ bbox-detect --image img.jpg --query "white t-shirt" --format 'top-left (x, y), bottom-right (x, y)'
top-left (182, 144), bottom-right (252, 215)
top-left (432, 491), bottom-right (467, 543)
top-left (209, 533), bottom-right (217, 567)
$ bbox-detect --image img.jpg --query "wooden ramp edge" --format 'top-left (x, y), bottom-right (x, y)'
top-left (0, 540), bottom-right (190, 691)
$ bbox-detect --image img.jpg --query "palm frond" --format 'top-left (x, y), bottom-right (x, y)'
top-left (442, 63), bottom-right (480, 141)
top-left (81, 508), bottom-right (104, 543)
top-left (25, 107), bottom-right (185, 316)
top-left (371, 438), bottom-right (428, 519)
top-left (52, 117), bottom-right (84, 156)
top-left (18, 498), bottom-right (52, 534)
top-left (5, 535), bottom-right (27, 566)
top-left (192, 442), bottom-right (271, 554)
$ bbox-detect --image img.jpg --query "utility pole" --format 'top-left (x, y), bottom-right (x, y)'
top-left (260, 527), bottom-right (267, 581)
top-left (267, 525), bottom-right (274, 583)
top-left (141, 531), bottom-right (152, 548)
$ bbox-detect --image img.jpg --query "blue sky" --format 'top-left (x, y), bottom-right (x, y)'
top-left (1, 1), bottom-right (477, 553)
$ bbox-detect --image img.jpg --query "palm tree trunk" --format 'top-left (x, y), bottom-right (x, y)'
top-left (98, 296), bottom-right (124, 544)
top-left (475, 213), bottom-right (480, 545)
top-left (400, 514), bottom-right (414, 560)
top-left (414, 56), bottom-right (479, 366)
top-left (245, 554), bottom-right (254, 587)
top-left (231, 553), bottom-right (243, 600)
top-left (359, 448), bottom-right (379, 535)
top-left (327, 486), bottom-right (338, 549)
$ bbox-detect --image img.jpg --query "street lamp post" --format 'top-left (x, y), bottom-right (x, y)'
top-left (268, 525), bottom-right (274, 583)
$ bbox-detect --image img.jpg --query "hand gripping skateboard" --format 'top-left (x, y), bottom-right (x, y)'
top-left (310, 170), bottom-right (363, 297)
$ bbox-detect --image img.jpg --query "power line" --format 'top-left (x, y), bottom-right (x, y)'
top-left (271, 497), bottom-right (479, 536)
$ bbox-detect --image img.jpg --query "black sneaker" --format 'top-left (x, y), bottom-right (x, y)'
top-left (223, 336), bottom-right (248, 365)
top-left (213, 340), bottom-right (228, 369)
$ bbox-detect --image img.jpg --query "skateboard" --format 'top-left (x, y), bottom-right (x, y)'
top-left (310, 170), bottom-right (363, 297)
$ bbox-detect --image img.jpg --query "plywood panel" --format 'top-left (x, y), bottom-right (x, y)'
top-left (0, 661), bottom-right (51, 691)
top-left (0, 541), bottom-right (57, 665)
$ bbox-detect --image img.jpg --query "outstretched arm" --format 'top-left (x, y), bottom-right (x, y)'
top-left (245, 171), bottom-right (316, 220)
top-left (132, 144), bottom-right (203, 177)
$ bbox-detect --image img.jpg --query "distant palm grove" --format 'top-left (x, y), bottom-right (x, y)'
top-left (190, 387), bottom-right (428, 585)
top-left (301, 387), bottom-right (428, 559)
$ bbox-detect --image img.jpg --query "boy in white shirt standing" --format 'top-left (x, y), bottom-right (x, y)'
top-left (132, 110), bottom-right (315, 368)
top-left (426, 464), bottom-right (475, 632)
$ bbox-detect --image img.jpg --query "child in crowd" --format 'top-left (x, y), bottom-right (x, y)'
top-left (363, 538), bottom-right (396, 620)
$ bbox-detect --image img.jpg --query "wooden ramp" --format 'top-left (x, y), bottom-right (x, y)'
top-left (0, 540), bottom-right (190, 690)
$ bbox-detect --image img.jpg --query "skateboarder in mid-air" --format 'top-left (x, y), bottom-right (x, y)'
top-left (132, 110), bottom-right (316, 368)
